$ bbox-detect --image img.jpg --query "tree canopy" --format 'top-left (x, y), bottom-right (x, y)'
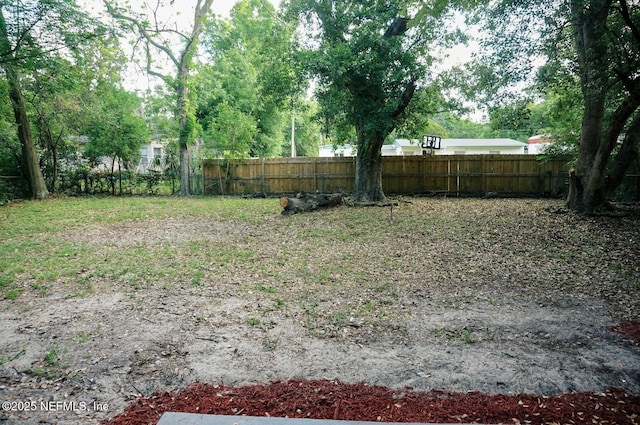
top-left (284, 0), bottom-right (468, 201)
top-left (3, 0), bottom-right (638, 208)
top-left (197, 0), bottom-right (306, 159)
top-left (0, 0), bottom-right (103, 199)
top-left (471, 0), bottom-right (640, 212)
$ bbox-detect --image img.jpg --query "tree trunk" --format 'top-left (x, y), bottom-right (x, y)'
top-left (118, 160), bottom-right (123, 195)
top-left (177, 77), bottom-right (191, 196)
top-left (352, 133), bottom-right (387, 203)
top-left (179, 143), bottom-right (190, 196)
top-left (110, 157), bottom-right (116, 196)
top-left (0, 8), bottom-right (48, 200)
top-left (50, 142), bottom-right (58, 192)
top-left (280, 192), bottom-right (343, 215)
top-left (6, 69), bottom-right (49, 200)
top-left (566, 97), bottom-right (611, 212)
top-left (566, 0), bottom-right (611, 213)
top-left (606, 113), bottom-right (640, 194)
top-left (565, 0), bottom-right (640, 212)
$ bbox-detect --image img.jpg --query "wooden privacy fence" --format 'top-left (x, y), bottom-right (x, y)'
top-left (202, 155), bottom-right (570, 196)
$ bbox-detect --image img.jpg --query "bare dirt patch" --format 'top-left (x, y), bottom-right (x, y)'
top-left (0, 198), bottom-right (638, 424)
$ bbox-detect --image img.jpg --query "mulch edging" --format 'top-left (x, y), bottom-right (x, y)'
top-left (103, 380), bottom-right (640, 425)
top-left (609, 321), bottom-right (640, 346)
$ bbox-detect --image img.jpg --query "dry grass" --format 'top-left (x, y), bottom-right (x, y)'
top-left (2, 196), bottom-right (638, 332)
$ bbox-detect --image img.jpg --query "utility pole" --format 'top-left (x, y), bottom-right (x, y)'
top-left (291, 112), bottom-right (296, 157)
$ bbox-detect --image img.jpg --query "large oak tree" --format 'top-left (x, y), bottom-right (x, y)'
top-left (474, 0), bottom-right (640, 213)
top-left (568, 0), bottom-right (640, 212)
top-left (285, 0), bottom-right (463, 202)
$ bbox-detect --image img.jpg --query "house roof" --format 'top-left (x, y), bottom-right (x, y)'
top-left (319, 144), bottom-right (354, 151)
top-left (441, 138), bottom-right (526, 148)
top-left (528, 135), bottom-right (552, 144)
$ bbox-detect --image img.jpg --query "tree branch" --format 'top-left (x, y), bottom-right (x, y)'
top-left (12, 4), bottom-right (47, 55)
top-left (384, 17), bottom-right (409, 38)
top-left (103, 1), bottom-right (181, 69)
top-left (391, 80), bottom-right (417, 118)
top-left (185, 0), bottom-right (214, 60)
top-left (606, 111), bottom-right (640, 193)
top-left (600, 81), bottom-right (640, 161)
top-left (618, 0), bottom-right (640, 50)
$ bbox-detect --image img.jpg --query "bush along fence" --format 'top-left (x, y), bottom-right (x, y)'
top-left (202, 155), bottom-right (572, 197)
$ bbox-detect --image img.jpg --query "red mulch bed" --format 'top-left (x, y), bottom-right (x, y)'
top-left (103, 381), bottom-right (640, 425)
top-left (610, 321), bottom-right (640, 346)
top-left (103, 323), bottom-right (640, 425)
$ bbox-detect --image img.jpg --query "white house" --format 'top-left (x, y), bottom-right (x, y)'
top-left (137, 134), bottom-right (169, 173)
top-left (527, 135), bottom-right (553, 154)
top-left (382, 139), bottom-right (423, 156)
top-left (318, 138), bottom-right (528, 157)
top-left (385, 138), bottom-right (528, 155)
top-left (318, 144), bottom-right (357, 157)
top-left (318, 140), bottom-right (422, 157)
top-left (437, 138), bottom-right (527, 155)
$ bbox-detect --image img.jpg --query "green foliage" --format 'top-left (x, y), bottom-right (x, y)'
top-left (0, 347), bottom-right (25, 366)
top-left (0, 0), bottom-right (106, 198)
top-left (56, 168), bottom-right (174, 196)
top-left (434, 113), bottom-right (489, 138)
top-left (283, 100), bottom-right (323, 157)
top-left (246, 317), bottom-right (261, 326)
top-left (0, 80), bottom-right (28, 202)
top-left (286, 0), bottom-right (463, 156)
top-left (0, 1), bottom-right (104, 70)
top-left (180, 113), bottom-right (198, 146)
top-left (144, 85), bottom-right (179, 138)
top-left (25, 38), bottom-right (126, 192)
top-left (205, 101), bottom-right (257, 159)
top-left (198, 0), bottom-right (303, 158)
top-left (488, 100), bottom-right (534, 141)
top-left (83, 86), bottom-right (148, 169)
top-left (470, 0), bottom-right (640, 164)
top-left (44, 345), bottom-right (61, 366)
top-left (0, 177), bottom-right (28, 205)
top-left (464, 0), bottom-right (557, 106)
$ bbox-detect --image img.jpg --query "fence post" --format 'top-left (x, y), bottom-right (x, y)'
top-left (456, 159), bottom-right (461, 196)
top-left (314, 158), bottom-right (318, 192)
top-left (260, 158), bottom-right (265, 193)
top-left (447, 159), bottom-right (451, 194)
top-left (481, 155), bottom-right (486, 193)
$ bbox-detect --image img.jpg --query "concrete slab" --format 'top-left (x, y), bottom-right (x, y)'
top-left (156, 413), bottom-right (476, 425)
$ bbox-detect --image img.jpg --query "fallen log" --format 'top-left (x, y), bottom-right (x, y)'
top-left (280, 192), bottom-right (343, 215)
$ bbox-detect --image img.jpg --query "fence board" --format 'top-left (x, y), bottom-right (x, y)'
top-left (202, 155), bottom-right (570, 196)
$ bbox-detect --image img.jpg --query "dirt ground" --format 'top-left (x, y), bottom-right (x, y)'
top-left (0, 198), bottom-right (639, 424)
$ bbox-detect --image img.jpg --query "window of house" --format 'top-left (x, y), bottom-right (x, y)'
top-left (140, 148), bottom-right (148, 164)
top-left (154, 147), bottom-right (162, 160)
